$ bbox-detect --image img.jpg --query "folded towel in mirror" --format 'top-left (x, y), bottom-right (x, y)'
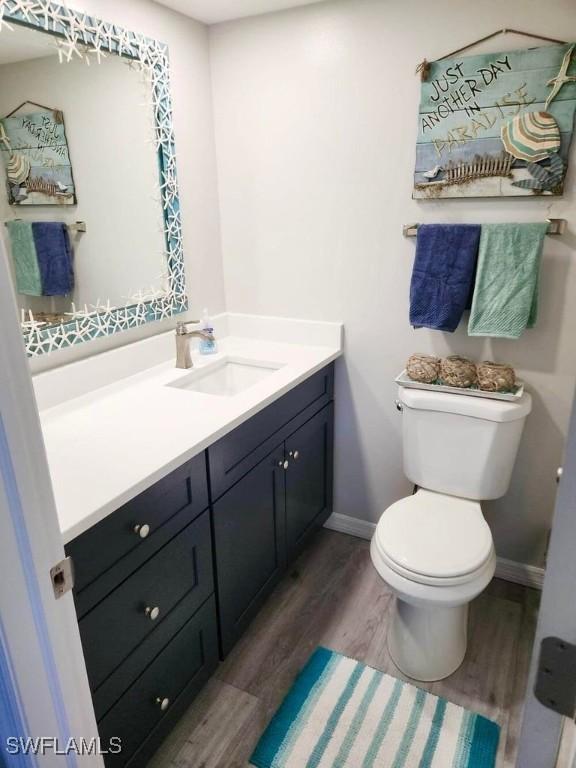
top-left (32, 221), bottom-right (74, 296)
top-left (409, 224), bottom-right (481, 332)
top-left (468, 223), bottom-right (548, 339)
top-left (5, 220), bottom-right (42, 296)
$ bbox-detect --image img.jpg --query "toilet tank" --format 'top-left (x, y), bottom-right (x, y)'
top-left (398, 386), bottom-right (532, 500)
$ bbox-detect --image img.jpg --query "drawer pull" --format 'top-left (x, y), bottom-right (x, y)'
top-left (289, 450), bottom-right (300, 460)
top-left (155, 697), bottom-right (170, 711)
top-left (278, 460), bottom-right (289, 470)
top-left (145, 606), bottom-right (160, 621)
top-left (134, 523), bottom-right (150, 539)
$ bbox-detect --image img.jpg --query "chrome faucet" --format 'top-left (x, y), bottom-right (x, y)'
top-left (175, 320), bottom-right (215, 369)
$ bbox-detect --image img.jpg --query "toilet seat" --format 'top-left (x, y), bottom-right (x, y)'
top-left (374, 489), bottom-right (494, 587)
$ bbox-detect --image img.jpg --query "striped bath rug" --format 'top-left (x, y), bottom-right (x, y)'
top-left (250, 648), bottom-right (499, 768)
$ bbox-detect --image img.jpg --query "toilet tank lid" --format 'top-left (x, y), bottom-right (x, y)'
top-left (399, 387), bottom-right (532, 422)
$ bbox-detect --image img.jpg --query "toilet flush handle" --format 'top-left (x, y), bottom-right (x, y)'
top-left (395, 399), bottom-right (404, 412)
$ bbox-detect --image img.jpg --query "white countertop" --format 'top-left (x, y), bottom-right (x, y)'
top-left (35, 314), bottom-right (343, 543)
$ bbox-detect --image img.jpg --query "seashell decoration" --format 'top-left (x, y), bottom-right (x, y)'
top-left (406, 353), bottom-right (440, 384)
top-left (6, 153), bottom-right (31, 185)
top-left (501, 111), bottom-right (561, 163)
top-left (477, 362), bottom-right (516, 392)
top-left (440, 355), bottom-right (477, 388)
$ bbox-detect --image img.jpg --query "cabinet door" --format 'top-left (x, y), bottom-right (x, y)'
top-left (213, 445), bottom-right (286, 656)
top-left (285, 404), bottom-right (334, 560)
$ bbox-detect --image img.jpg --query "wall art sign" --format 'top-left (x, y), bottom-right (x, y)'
top-left (413, 43), bottom-right (576, 198)
top-left (0, 106), bottom-right (76, 205)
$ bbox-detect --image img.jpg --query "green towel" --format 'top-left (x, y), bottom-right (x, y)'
top-left (468, 222), bottom-right (548, 339)
top-left (5, 220), bottom-right (42, 296)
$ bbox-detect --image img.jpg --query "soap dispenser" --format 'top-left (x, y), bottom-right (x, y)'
top-left (199, 308), bottom-right (217, 355)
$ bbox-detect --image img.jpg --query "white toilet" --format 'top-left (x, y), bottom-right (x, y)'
top-left (370, 385), bottom-right (532, 682)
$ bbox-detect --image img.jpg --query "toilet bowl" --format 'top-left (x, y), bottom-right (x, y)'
top-left (371, 489), bottom-right (496, 681)
top-left (370, 385), bottom-right (531, 682)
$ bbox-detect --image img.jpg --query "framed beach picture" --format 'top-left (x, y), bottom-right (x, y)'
top-left (413, 43), bottom-right (576, 198)
top-left (0, 104), bottom-right (76, 205)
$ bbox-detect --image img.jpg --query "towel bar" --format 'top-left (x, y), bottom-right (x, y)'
top-left (403, 219), bottom-right (566, 238)
top-left (4, 220), bottom-right (86, 233)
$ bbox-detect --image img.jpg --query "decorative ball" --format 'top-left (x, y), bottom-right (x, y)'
top-left (406, 353), bottom-right (440, 384)
top-left (440, 355), bottom-right (477, 388)
top-left (477, 361), bottom-right (516, 392)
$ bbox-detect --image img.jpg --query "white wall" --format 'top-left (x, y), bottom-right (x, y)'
top-left (29, 0), bottom-right (225, 372)
top-left (209, 0), bottom-right (576, 567)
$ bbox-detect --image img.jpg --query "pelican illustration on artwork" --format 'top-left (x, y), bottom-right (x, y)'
top-left (545, 44), bottom-right (576, 111)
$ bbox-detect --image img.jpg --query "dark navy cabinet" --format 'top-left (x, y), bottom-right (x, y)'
top-left (213, 443), bottom-right (287, 655)
top-left (207, 365), bottom-right (334, 501)
top-left (285, 403), bottom-right (334, 561)
top-left (209, 365), bottom-right (335, 656)
top-left (65, 455), bottom-right (218, 768)
top-left (65, 362), bottom-right (335, 766)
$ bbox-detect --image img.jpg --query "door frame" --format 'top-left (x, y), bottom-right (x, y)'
top-left (0, 237), bottom-right (101, 766)
top-left (517, 385), bottom-right (576, 767)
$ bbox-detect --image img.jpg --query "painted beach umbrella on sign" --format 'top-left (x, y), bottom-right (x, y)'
top-left (6, 153), bottom-right (31, 184)
top-left (501, 111), bottom-right (561, 162)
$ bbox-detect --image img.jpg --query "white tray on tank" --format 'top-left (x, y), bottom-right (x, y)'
top-left (395, 370), bottom-right (525, 402)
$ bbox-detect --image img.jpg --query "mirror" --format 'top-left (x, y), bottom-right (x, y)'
top-left (0, 4), bottom-right (187, 356)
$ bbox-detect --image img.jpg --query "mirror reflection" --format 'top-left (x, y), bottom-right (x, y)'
top-left (0, 25), bottom-right (168, 330)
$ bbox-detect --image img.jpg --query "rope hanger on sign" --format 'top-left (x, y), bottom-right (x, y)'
top-left (4, 100), bottom-right (55, 118)
top-left (416, 28), bottom-right (569, 81)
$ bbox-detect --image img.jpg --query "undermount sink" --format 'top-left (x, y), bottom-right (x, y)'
top-left (168, 357), bottom-right (284, 397)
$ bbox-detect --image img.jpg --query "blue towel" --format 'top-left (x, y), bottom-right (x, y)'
top-left (32, 222), bottom-right (74, 296)
top-left (409, 224), bottom-right (481, 332)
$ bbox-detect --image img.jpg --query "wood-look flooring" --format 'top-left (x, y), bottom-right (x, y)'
top-left (148, 530), bottom-right (540, 768)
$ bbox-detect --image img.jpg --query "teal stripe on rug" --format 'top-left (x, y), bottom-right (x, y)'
top-left (274, 654), bottom-right (340, 765)
top-left (468, 716), bottom-right (501, 768)
top-left (362, 678), bottom-right (403, 767)
top-left (453, 711), bottom-right (475, 768)
top-left (306, 662), bottom-right (364, 767)
top-left (418, 698), bottom-right (446, 768)
top-left (392, 687), bottom-right (426, 768)
top-left (249, 648), bottom-right (500, 768)
top-left (250, 647), bottom-right (334, 768)
top-left (333, 671), bottom-right (382, 767)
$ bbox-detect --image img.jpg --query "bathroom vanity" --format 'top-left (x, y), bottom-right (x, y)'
top-left (33, 316), bottom-right (341, 766)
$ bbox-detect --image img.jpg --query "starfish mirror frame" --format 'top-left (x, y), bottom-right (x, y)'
top-left (0, 0), bottom-right (188, 357)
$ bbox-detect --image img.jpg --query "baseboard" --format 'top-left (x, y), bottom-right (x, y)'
top-left (494, 557), bottom-right (545, 590)
top-left (324, 512), bottom-right (545, 590)
top-left (324, 512), bottom-right (377, 541)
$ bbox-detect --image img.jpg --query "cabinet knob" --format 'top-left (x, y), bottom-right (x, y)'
top-left (278, 460), bottom-right (289, 470)
top-left (155, 697), bottom-right (170, 711)
top-left (289, 450), bottom-right (300, 460)
top-left (145, 606), bottom-right (160, 621)
top-left (134, 523), bottom-right (150, 539)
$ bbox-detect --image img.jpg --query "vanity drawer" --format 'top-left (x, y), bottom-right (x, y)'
top-left (98, 596), bottom-right (219, 767)
top-left (208, 364), bottom-right (334, 499)
top-left (92, 588), bottom-right (206, 721)
top-left (67, 453), bottom-right (208, 612)
top-left (79, 510), bottom-right (213, 693)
